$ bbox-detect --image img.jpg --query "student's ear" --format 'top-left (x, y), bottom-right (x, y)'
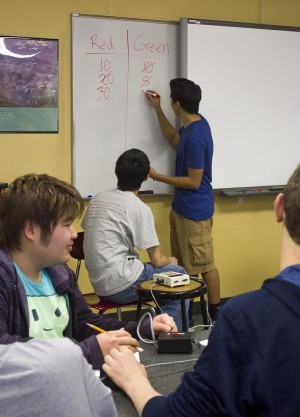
top-left (23, 219), bottom-right (37, 241)
top-left (274, 193), bottom-right (285, 223)
top-left (174, 100), bottom-right (181, 111)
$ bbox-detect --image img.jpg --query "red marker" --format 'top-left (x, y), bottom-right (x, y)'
top-left (143, 90), bottom-right (160, 98)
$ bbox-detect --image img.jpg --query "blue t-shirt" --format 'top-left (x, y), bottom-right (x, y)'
top-left (172, 115), bottom-right (214, 220)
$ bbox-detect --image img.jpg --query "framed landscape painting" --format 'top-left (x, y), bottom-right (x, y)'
top-left (0, 36), bottom-right (58, 132)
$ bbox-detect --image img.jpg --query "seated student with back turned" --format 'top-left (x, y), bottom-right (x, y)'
top-left (82, 148), bottom-right (189, 331)
top-left (0, 173), bottom-right (176, 370)
top-left (0, 338), bottom-right (118, 417)
top-left (103, 164), bottom-right (300, 417)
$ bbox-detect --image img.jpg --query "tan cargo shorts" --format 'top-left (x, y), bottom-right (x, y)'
top-left (169, 208), bottom-right (215, 275)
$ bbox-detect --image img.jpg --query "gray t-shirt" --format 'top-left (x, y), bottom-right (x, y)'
top-left (82, 189), bottom-right (159, 296)
top-left (0, 338), bottom-right (117, 417)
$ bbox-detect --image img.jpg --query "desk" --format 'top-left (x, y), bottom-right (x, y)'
top-left (112, 328), bottom-right (209, 417)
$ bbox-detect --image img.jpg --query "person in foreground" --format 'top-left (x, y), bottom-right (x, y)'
top-left (103, 164), bottom-right (300, 417)
top-left (0, 338), bottom-right (118, 417)
top-left (145, 79), bottom-right (221, 321)
top-left (0, 173), bottom-right (176, 370)
top-left (82, 148), bottom-right (188, 331)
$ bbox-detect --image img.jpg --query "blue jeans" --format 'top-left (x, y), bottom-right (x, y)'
top-left (100, 263), bottom-right (190, 332)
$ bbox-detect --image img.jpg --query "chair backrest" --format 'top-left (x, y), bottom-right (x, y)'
top-left (70, 231), bottom-right (84, 280)
top-left (70, 231), bottom-right (85, 260)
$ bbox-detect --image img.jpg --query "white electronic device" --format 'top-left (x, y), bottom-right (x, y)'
top-left (153, 272), bottom-right (190, 287)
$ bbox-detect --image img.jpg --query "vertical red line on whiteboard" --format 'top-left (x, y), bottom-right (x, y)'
top-left (124, 29), bottom-right (130, 151)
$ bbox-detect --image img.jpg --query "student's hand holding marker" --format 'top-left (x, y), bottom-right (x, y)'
top-left (143, 89), bottom-right (160, 98)
top-left (143, 89), bottom-right (161, 109)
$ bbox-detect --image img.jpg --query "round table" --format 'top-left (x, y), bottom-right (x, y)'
top-left (136, 278), bottom-right (207, 331)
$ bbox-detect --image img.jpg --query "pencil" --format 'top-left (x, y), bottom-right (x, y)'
top-left (86, 323), bottom-right (144, 353)
top-left (86, 323), bottom-right (106, 333)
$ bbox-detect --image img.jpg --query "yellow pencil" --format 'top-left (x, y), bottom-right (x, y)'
top-left (86, 323), bottom-right (144, 353)
top-left (86, 323), bottom-right (106, 333)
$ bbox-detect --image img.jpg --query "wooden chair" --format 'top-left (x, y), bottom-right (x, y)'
top-left (70, 232), bottom-right (155, 320)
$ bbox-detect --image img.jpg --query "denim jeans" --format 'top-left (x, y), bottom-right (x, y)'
top-left (100, 263), bottom-right (190, 331)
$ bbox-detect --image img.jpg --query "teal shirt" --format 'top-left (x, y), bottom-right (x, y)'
top-left (15, 264), bottom-right (69, 339)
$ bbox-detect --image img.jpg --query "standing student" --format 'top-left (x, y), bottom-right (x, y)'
top-left (0, 338), bottom-right (118, 417)
top-left (145, 78), bottom-right (220, 320)
top-left (82, 148), bottom-right (189, 331)
top-left (103, 164), bottom-right (300, 417)
top-left (0, 173), bottom-right (177, 370)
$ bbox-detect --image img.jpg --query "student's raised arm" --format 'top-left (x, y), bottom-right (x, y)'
top-left (145, 91), bottom-right (180, 148)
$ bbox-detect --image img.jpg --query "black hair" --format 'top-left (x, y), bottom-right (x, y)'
top-left (115, 148), bottom-right (150, 191)
top-left (170, 78), bottom-right (202, 114)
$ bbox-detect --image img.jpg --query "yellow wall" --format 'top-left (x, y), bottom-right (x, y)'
top-left (1, 1), bottom-right (299, 296)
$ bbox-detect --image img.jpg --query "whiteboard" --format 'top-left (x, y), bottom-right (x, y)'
top-left (72, 15), bottom-right (178, 197)
top-left (180, 19), bottom-right (300, 190)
